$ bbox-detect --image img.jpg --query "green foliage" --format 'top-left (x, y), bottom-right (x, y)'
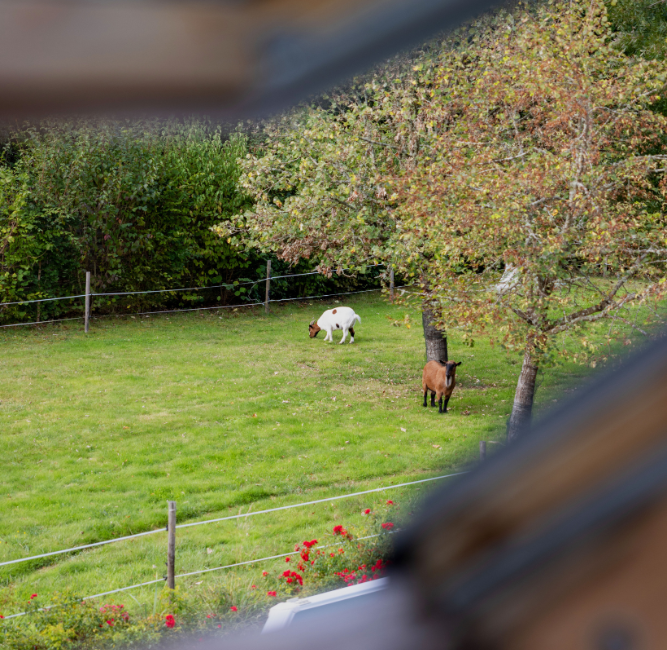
top-left (0, 121), bottom-right (258, 324)
top-left (607, 0), bottom-right (667, 61)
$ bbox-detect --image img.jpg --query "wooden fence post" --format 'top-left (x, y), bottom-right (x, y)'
top-left (265, 260), bottom-right (271, 314)
top-left (479, 441), bottom-right (487, 462)
top-left (389, 268), bottom-right (395, 303)
top-left (167, 501), bottom-right (176, 589)
top-left (84, 271), bottom-right (91, 333)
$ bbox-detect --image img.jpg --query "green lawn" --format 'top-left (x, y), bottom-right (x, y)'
top-left (0, 293), bottom-right (650, 616)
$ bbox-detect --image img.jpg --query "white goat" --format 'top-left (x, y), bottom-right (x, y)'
top-left (309, 307), bottom-right (361, 344)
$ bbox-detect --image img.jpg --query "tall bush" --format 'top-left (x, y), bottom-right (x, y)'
top-left (0, 121), bottom-right (257, 323)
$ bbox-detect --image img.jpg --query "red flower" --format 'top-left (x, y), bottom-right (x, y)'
top-left (30, 594), bottom-right (37, 600)
top-left (165, 614), bottom-right (175, 628)
top-left (206, 614), bottom-right (213, 619)
top-left (286, 577), bottom-right (293, 584)
top-left (285, 557), bottom-right (290, 562)
top-left (230, 606), bottom-right (238, 612)
top-left (262, 571), bottom-right (268, 576)
top-left (386, 500), bottom-right (394, 505)
top-left (267, 591), bottom-right (277, 597)
top-left (282, 570), bottom-right (292, 578)
top-left (0, 615), bottom-right (4, 619)
top-left (363, 508), bottom-right (371, 515)
top-left (303, 540), bottom-right (318, 548)
top-left (106, 619), bottom-right (114, 626)
top-left (382, 522), bottom-right (395, 530)
top-left (330, 552), bottom-right (335, 557)
top-left (251, 585), bottom-right (257, 589)
top-left (333, 525), bottom-right (345, 535)
top-left (217, 625), bottom-right (222, 628)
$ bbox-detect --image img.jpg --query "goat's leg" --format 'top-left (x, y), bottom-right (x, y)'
top-left (339, 327), bottom-right (348, 344)
top-left (430, 391), bottom-right (436, 407)
top-left (325, 329), bottom-right (332, 342)
top-left (443, 396), bottom-right (451, 413)
top-left (349, 326), bottom-right (355, 343)
top-left (423, 387), bottom-right (428, 407)
top-left (438, 394), bottom-right (444, 414)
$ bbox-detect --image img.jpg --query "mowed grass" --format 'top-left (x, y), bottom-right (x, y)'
top-left (0, 293), bottom-right (650, 614)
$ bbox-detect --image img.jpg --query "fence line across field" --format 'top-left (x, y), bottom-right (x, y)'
top-left (0, 264), bottom-right (385, 308)
top-left (0, 284), bottom-right (412, 330)
top-left (0, 472), bottom-right (464, 569)
top-left (0, 534), bottom-right (386, 621)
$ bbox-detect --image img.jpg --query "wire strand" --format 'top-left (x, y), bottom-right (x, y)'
top-left (0, 472), bottom-right (463, 568)
top-left (0, 316), bottom-right (84, 329)
top-left (1, 534), bottom-right (387, 620)
top-left (0, 265), bottom-right (386, 306)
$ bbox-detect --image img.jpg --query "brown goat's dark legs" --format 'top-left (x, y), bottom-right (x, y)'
top-left (438, 396), bottom-right (443, 413)
top-left (430, 392), bottom-right (436, 407)
top-left (443, 396), bottom-right (450, 413)
top-left (423, 388), bottom-right (428, 407)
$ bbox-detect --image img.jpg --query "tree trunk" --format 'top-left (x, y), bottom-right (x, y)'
top-left (506, 350), bottom-right (539, 443)
top-left (422, 308), bottom-right (448, 363)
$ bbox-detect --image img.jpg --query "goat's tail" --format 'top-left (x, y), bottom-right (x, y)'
top-left (355, 314), bottom-right (361, 324)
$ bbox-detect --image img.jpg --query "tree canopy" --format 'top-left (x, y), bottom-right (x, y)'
top-left (219, 0), bottom-right (667, 439)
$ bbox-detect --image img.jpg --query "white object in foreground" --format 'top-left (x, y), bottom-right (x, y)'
top-left (262, 578), bottom-right (388, 634)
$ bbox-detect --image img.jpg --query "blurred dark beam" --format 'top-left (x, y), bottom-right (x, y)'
top-left (0, 0), bottom-right (503, 117)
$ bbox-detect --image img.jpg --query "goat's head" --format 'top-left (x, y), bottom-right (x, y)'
top-left (444, 360), bottom-right (462, 387)
top-left (308, 320), bottom-right (321, 338)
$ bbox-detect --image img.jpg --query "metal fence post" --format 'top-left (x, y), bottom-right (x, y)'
top-left (84, 271), bottom-right (91, 333)
top-left (167, 501), bottom-right (176, 589)
top-left (265, 260), bottom-right (271, 314)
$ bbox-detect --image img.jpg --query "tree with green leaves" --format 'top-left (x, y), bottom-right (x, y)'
top-left (218, 0), bottom-right (667, 441)
top-left (215, 58), bottom-right (451, 360)
top-left (392, 0), bottom-right (667, 440)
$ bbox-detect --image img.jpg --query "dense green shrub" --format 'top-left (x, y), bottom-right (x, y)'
top-left (0, 121), bottom-right (250, 323)
top-left (0, 120), bottom-right (381, 325)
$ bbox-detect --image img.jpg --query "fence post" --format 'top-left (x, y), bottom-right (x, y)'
top-left (389, 268), bottom-right (395, 303)
top-left (84, 271), bottom-right (91, 333)
top-left (265, 260), bottom-right (271, 314)
top-left (479, 440), bottom-right (487, 462)
top-left (167, 501), bottom-right (176, 589)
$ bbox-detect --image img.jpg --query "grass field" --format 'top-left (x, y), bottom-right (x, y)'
top-left (0, 292), bottom-right (654, 618)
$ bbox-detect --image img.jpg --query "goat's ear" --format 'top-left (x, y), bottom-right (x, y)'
top-left (456, 361), bottom-right (463, 366)
top-left (309, 320), bottom-right (315, 326)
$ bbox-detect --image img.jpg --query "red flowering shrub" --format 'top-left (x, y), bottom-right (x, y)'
top-left (165, 614), bottom-right (176, 628)
top-left (230, 606), bottom-right (238, 612)
top-left (381, 522), bottom-right (394, 530)
top-left (267, 591), bottom-right (277, 597)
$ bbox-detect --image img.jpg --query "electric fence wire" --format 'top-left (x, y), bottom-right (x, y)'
top-left (0, 285), bottom-right (414, 329)
top-left (0, 472), bottom-right (465, 569)
top-left (0, 265), bottom-right (385, 306)
top-left (0, 534), bottom-right (386, 620)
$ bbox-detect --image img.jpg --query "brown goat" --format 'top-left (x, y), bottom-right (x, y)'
top-left (422, 360), bottom-right (462, 413)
